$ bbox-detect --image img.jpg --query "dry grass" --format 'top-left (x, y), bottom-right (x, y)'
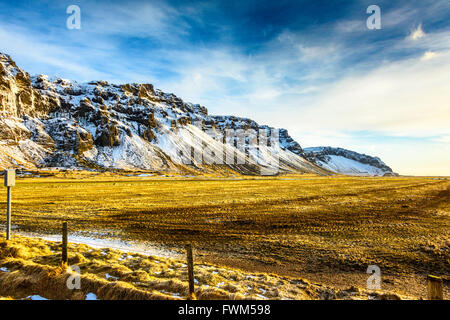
top-left (0, 234), bottom-right (414, 300)
top-left (0, 172), bottom-right (449, 298)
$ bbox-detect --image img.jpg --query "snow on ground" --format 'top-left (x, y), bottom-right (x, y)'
top-left (15, 230), bottom-right (180, 259)
top-left (85, 293), bottom-right (98, 300)
top-left (105, 273), bottom-right (119, 280)
top-left (26, 295), bottom-right (48, 300)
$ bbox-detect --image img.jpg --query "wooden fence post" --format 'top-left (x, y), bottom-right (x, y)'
top-left (62, 222), bottom-right (68, 264)
top-left (427, 275), bottom-right (443, 300)
top-left (186, 243), bottom-right (195, 299)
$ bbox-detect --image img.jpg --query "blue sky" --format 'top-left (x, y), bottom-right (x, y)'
top-left (1, 0), bottom-right (449, 175)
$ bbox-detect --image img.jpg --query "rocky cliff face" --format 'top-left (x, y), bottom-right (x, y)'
top-left (304, 147), bottom-right (396, 176)
top-left (0, 53), bottom-right (326, 175)
top-left (0, 52), bottom-right (395, 176)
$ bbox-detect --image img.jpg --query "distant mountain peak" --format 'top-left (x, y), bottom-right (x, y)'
top-left (304, 146), bottom-right (396, 176)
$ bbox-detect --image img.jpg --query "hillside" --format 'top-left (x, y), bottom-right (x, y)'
top-left (0, 52), bottom-right (393, 176)
top-left (304, 147), bottom-right (396, 176)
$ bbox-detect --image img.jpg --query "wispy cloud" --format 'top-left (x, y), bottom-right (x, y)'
top-left (297, 49), bottom-right (450, 137)
top-left (408, 24), bottom-right (426, 40)
top-left (421, 51), bottom-right (438, 60)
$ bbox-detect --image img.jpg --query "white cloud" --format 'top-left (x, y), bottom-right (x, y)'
top-left (421, 51), bottom-right (438, 60)
top-left (408, 24), bottom-right (426, 40)
top-left (296, 49), bottom-right (450, 138)
top-left (0, 24), bottom-right (108, 80)
top-left (335, 19), bottom-right (365, 33)
top-left (83, 1), bottom-right (189, 42)
top-left (297, 45), bottom-right (339, 62)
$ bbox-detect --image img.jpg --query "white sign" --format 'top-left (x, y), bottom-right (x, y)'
top-left (4, 169), bottom-right (15, 187)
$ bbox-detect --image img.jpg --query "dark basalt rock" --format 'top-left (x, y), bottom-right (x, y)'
top-left (141, 128), bottom-right (156, 142)
top-left (95, 123), bottom-right (120, 147)
top-left (46, 120), bottom-right (94, 154)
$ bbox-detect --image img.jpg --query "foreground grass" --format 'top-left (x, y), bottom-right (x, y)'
top-left (0, 234), bottom-right (415, 300)
top-left (0, 172), bottom-right (449, 298)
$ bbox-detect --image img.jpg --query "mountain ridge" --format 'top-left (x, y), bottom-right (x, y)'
top-left (0, 52), bottom-right (394, 176)
top-left (304, 146), bottom-right (396, 176)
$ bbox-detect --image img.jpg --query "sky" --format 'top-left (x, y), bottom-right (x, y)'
top-left (0, 0), bottom-right (449, 175)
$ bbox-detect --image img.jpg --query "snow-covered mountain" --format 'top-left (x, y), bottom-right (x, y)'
top-left (304, 147), bottom-right (396, 176)
top-left (0, 52), bottom-right (327, 175)
top-left (0, 52), bottom-right (394, 176)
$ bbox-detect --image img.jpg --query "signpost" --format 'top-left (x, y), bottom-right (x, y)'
top-left (4, 169), bottom-right (15, 240)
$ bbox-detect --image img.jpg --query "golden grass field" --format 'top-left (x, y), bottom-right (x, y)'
top-left (0, 171), bottom-right (449, 299)
top-left (0, 234), bottom-right (414, 300)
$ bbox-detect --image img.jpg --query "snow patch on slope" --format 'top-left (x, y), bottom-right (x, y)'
top-left (304, 147), bottom-right (395, 176)
top-left (314, 155), bottom-right (385, 176)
